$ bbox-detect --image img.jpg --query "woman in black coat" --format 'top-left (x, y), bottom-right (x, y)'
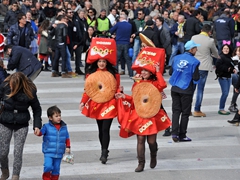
top-left (215, 44), bottom-right (237, 115)
top-left (0, 72), bottom-right (42, 180)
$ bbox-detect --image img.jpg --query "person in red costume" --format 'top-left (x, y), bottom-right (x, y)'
top-left (115, 47), bottom-right (171, 173)
top-left (79, 38), bottom-right (120, 165)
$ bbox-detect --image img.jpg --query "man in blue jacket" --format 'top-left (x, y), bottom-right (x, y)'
top-left (169, 40), bottom-right (200, 142)
top-left (7, 12), bottom-right (34, 49)
top-left (4, 45), bottom-right (42, 81)
top-left (214, 10), bottom-right (235, 52)
top-left (110, 13), bottom-right (133, 77)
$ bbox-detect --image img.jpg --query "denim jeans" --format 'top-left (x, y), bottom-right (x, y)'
top-left (168, 42), bottom-right (184, 66)
top-left (231, 73), bottom-right (239, 104)
top-left (132, 38), bottom-right (140, 63)
top-left (194, 70), bottom-right (209, 111)
top-left (66, 46), bottom-right (72, 72)
top-left (52, 44), bottom-right (67, 73)
top-left (117, 44), bottom-right (133, 77)
top-left (217, 40), bottom-right (223, 53)
top-left (218, 77), bottom-right (231, 110)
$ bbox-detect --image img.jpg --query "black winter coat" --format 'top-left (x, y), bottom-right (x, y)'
top-left (7, 22), bottom-right (34, 48)
top-left (141, 27), bottom-right (159, 47)
top-left (7, 46), bottom-right (42, 77)
top-left (0, 82), bottom-right (42, 129)
top-left (183, 16), bottom-right (202, 42)
top-left (215, 53), bottom-right (235, 78)
top-left (3, 9), bottom-right (22, 30)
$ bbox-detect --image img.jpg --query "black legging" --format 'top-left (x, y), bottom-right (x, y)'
top-left (96, 119), bottom-right (113, 150)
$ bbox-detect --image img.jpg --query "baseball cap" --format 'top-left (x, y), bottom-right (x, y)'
top-left (184, 40), bottom-right (200, 50)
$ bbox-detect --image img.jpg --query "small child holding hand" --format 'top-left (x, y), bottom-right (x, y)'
top-left (37, 106), bottom-right (71, 180)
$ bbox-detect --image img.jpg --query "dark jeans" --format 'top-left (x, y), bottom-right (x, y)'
top-left (74, 45), bottom-right (83, 72)
top-left (171, 91), bottom-right (193, 139)
top-left (96, 119), bottom-right (113, 150)
top-left (52, 44), bottom-right (67, 73)
top-left (117, 44), bottom-right (133, 77)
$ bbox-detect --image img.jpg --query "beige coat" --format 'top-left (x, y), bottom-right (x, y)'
top-left (191, 33), bottom-right (218, 71)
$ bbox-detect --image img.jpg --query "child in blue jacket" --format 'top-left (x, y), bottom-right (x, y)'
top-left (37, 105), bottom-right (71, 180)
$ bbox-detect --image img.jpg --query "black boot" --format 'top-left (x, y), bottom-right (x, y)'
top-left (0, 168), bottom-right (9, 180)
top-left (100, 149), bottom-right (109, 164)
top-left (149, 142), bottom-right (158, 169)
top-left (135, 156), bottom-right (145, 172)
top-left (75, 68), bottom-right (85, 75)
top-left (227, 111), bottom-right (240, 125)
top-left (162, 127), bottom-right (171, 136)
top-left (40, 60), bottom-right (44, 71)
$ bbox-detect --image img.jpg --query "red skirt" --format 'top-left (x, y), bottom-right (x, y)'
top-left (117, 98), bottom-right (171, 138)
top-left (82, 98), bottom-right (117, 120)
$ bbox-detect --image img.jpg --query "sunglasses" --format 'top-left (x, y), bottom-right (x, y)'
top-left (138, 13), bottom-right (142, 15)
top-left (68, 11), bottom-right (73, 14)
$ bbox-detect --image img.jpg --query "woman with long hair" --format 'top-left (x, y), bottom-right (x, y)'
top-left (216, 44), bottom-right (237, 115)
top-left (79, 38), bottom-right (120, 164)
top-left (38, 19), bottom-right (51, 71)
top-left (123, 1), bottom-right (134, 20)
top-left (84, 26), bottom-right (96, 74)
top-left (0, 72), bottom-right (42, 180)
top-left (115, 48), bottom-right (171, 172)
top-left (86, 8), bottom-right (97, 30)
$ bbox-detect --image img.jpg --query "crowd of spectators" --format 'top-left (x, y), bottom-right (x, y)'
top-left (0, 0), bottom-right (240, 73)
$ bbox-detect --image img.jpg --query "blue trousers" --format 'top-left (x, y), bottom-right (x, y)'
top-left (218, 77), bottom-right (231, 110)
top-left (168, 42), bottom-right (184, 66)
top-left (66, 46), bottom-right (72, 72)
top-left (194, 70), bottom-right (209, 111)
top-left (132, 39), bottom-right (140, 63)
top-left (43, 156), bottom-right (62, 175)
top-left (116, 44), bottom-right (133, 77)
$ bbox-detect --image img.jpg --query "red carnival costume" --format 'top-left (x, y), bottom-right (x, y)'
top-left (117, 47), bottom-right (171, 138)
top-left (80, 37), bottom-right (119, 120)
top-left (0, 33), bottom-right (6, 58)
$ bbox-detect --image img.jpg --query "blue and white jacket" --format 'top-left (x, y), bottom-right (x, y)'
top-left (169, 52), bottom-right (200, 90)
